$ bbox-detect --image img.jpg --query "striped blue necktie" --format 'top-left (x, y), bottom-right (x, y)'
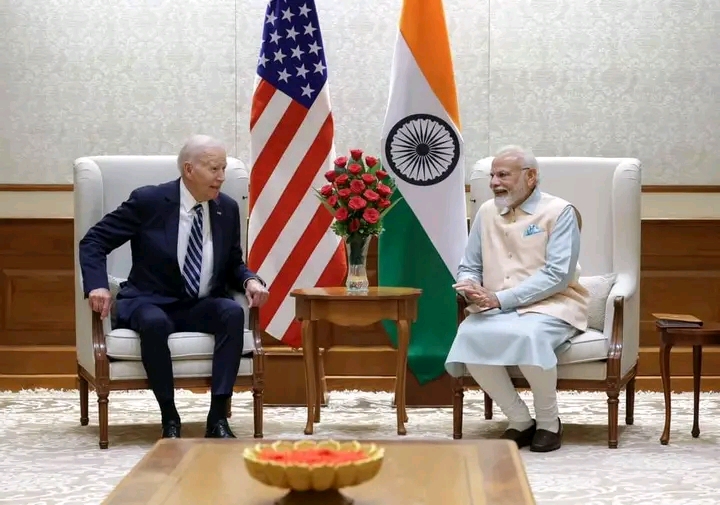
top-left (183, 204), bottom-right (204, 298)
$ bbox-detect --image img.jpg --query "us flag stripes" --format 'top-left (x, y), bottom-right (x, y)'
top-left (248, 0), bottom-right (346, 347)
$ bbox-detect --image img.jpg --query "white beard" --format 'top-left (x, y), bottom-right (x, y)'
top-left (494, 180), bottom-right (530, 213)
top-left (494, 195), bottom-right (510, 213)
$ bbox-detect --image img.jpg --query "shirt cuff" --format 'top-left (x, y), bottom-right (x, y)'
top-left (455, 275), bottom-right (480, 302)
top-left (243, 276), bottom-right (265, 290)
top-left (457, 274), bottom-right (481, 284)
top-left (495, 289), bottom-right (520, 311)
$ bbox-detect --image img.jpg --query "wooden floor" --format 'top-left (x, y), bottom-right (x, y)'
top-left (1, 218), bottom-right (720, 405)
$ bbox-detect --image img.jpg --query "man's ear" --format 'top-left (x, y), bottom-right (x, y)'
top-left (526, 167), bottom-right (538, 186)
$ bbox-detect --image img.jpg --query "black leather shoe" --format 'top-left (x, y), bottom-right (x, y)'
top-left (161, 420), bottom-right (181, 439)
top-left (500, 420), bottom-right (536, 448)
top-left (530, 418), bottom-right (563, 452)
top-left (205, 419), bottom-right (236, 439)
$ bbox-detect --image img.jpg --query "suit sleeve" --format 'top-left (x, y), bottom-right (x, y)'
top-left (78, 188), bottom-right (145, 297)
top-left (227, 199), bottom-right (264, 292)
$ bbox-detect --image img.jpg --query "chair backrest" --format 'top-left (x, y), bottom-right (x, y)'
top-left (468, 157), bottom-right (642, 277)
top-left (73, 155), bottom-right (249, 280)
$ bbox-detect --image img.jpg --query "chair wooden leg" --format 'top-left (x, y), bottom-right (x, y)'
top-left (79, 375), bottom-right (89, 426)
top-left (484, 392), bottom-right (493, 420)
top-left (253, 385), bottom-right (264, 438)
top-left (452, 378), bottom-right (464, 439)
top-left (607, 389), bottom-right (619, 449)
top-left (98, 389), bottom-right (109, 450)
top-left (225, 397), bottom-right (232, 419)
top-left (625, 377), bottom-right (636, 426)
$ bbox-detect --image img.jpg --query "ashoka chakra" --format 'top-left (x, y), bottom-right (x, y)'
top-left (384, 113), bottom-right (460, 186)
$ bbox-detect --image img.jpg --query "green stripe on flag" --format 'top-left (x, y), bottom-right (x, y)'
top-left (379, 189), bottom-right (458, 385)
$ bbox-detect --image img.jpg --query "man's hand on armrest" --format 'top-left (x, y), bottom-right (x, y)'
top-left (244, 278), bottom-right (269, 308)
top-left (88, 288), bottom-right (112, 320)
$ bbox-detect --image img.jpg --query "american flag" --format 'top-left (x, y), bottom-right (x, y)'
top-left (248, 0), bottom-right (346, 348)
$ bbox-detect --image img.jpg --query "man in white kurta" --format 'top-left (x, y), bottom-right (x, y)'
top-left (445, 146), bottom-right (589, 453)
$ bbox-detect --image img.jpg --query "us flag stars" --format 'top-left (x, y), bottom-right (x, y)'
top-left (257, 1), bottom-right (328, 107)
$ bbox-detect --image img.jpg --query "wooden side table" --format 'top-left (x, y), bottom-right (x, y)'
top-left (656, 321), bottom-right (720, 445)
top-left (290, 287), bottom-right (422, 436)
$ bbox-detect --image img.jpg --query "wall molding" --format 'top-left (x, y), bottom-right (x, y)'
top-left (2, 184), bottom-right (720, 220)
top-left (642, 185), bottom-right (720, 193)
top-left (0, 184), bottom-right (74, 192)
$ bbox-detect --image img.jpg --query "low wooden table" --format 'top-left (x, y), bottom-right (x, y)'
top-left (290, 287), bottom-right (421, 436)
top-left (657, 321), bottom-right (720, 445)
top-left (101, 439), bottom-right (536, 505)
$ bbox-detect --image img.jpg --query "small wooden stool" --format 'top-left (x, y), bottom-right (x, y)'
top-left (656, 321), bottom-right (720, 445)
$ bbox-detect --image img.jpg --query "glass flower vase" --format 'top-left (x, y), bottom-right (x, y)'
top-left (344, 234), bottom-right (372, 293)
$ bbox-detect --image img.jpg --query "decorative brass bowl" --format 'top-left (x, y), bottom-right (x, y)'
top-left (243, 440), bottom-right (384, 504)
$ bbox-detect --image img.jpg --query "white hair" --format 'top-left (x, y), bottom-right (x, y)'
top-left (177, 134), bottom-right (225, 172)
top-left (493, 145), bottom-right (539, 172)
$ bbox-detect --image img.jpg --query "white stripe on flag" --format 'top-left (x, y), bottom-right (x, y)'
top-left (247, 84), bottom-right (331, 253)
top-left (264, 230), bottom-right (341, 339)
top-left (256, 153), bottom-right (332, 282)
top-left (249, 90), bottom-right (293, 168)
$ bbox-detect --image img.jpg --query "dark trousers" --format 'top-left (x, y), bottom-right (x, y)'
top-left (119, 297), bottom-right (245, 405)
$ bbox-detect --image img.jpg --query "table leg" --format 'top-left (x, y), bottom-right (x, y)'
top-left (659, 340), bottom-right (673, 445)
top-left (395, 320), bottom-right (410, 435)
top-left (692, 345), bottom-right (702, 438)
top-left (312, 321), bottom-right (321, 423)
top-left (301, 320), bottom-right (317, 435)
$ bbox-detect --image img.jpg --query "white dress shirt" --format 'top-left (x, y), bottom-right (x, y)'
top-left (178, 180), bottom-right (214, 298)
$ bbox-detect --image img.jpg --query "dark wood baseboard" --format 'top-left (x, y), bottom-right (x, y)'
top-left (2, 218), bottom-right (720, 401)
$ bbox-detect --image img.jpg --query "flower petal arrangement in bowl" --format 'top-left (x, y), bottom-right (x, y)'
top-left (314, 149), bottom-right (402, 293)
top-left (243, 439), bottom-right (385, 504)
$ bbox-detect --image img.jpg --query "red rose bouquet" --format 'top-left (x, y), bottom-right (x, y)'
top-left (314, 148), bottom-right (401, 292)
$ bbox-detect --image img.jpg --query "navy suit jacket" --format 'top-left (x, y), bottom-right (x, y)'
top-left (78, 178), bottom-right (259, 323)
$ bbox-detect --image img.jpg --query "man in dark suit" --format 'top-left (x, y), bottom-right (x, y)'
top-left (78, 135), bottom-right (269, 439)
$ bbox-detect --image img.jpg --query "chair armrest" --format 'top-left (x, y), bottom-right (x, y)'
top-left (456, 294), bottom-right (468, 325)
top-left (603, 273), bottom-right (640, 380)
top-left (232, 292), bottom-right (264, 358)
top-left (602, 273), bottom-right (637, 332)
top-left (91, 311), bottom-right (110, 382)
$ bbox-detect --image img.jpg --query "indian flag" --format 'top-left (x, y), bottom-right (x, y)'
top-left (379, 0), bottom-right (468, 385)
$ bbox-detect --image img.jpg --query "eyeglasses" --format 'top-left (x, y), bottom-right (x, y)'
top-left (489, 167), bottom-right (531, 181)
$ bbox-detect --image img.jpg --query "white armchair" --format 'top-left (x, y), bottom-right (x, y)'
top-left (452, 156), bottom-right (641, 448)
top-left (73, 155), bottom-right (264, 449)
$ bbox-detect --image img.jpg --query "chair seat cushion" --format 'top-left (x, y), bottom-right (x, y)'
top-left (106, 328), bottom-right (255, 361)
top-left (109, 357), bottom-right (254, 380)
top-left (557, 328), bottom-right (608, 365)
